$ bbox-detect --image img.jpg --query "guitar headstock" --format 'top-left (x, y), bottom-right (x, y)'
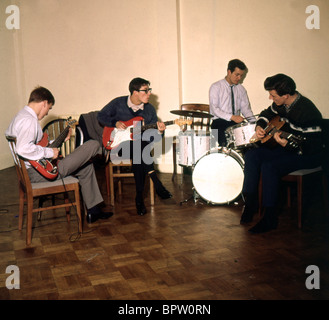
top-left (66, 117), bottom-right (78, 128)
top-left (287, 134), bottom-right (305, 152)
top-left (174, 119), bottom-right (193, 126)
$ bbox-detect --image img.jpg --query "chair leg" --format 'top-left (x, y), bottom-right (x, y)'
top-left (110, 163), bottom-right (115, 206)
top-left (150, 178), bottom-right (154, 205)
top-left (26, 197), bottom-right (34, 246)
top-left (117, 167), bottom-right (122, 195)
top-left (74, 187), bottom-right (82, 234)
top-left (18, 188), bottom-right (24, 231)
top-left (105, 163), bottom-right (110, 198)
top-left (172, 141), bottom-right (177, 181)
top-left (64, 195), bottom-right (70, 223)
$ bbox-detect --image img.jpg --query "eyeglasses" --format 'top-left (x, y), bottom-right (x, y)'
top-left (138, 88), bottom-right (152, 94)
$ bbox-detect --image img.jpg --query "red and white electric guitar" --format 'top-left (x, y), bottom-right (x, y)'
top-left (29, 118), bottom-right (77, 179)
top-left (102, 116), bottom-right (192, 150)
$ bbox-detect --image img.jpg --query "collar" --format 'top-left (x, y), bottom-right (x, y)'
top-left (127, 96), bottom-right (144, 112)
top-left (284, 92), bottom-right (301, 113)
top-left (24, 105), bottom-right (38, 119)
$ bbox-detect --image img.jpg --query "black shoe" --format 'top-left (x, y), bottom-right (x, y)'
top-left (248, 208), bottom-right (278, 234)
top-left (98, 211), bottom-right (114, 219)
top-left (248, 218), bottom-right (277, 234)
top-left (136, 200), bottom-right (147, 216)
top-left (156, 186), bottom-right (172, 199)
top-left (86, 206), bottom-right (113, 223)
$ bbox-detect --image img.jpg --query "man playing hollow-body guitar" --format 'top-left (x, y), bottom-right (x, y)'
top-left (241, 74), bottom-right (323, 233)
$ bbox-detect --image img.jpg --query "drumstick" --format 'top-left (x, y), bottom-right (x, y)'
top-left (244, 114), bottom-right (259, 122)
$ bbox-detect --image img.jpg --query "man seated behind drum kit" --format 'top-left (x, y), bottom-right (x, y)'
top-left (209, 59), bottom-right (256, 146)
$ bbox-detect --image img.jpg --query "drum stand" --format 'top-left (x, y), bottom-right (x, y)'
top-left (179, 186), bottom-right (201, 205)
top-left (180, 131), bottom-right (202, 205)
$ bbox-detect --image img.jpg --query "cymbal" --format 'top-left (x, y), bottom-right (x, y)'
top-left (170, 110), bottom-right (213, 118)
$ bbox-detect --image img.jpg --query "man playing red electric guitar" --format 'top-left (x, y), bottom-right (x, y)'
top-left (6, 86), bottom-right (113, 224)
top-left (97, 77), bottom-right (172, 216)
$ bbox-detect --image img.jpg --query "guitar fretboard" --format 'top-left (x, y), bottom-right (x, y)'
top-left (48, 119), bottom-right (76, 148)
top-left (49, 126), bottom-right (71, 148)
top-left (130, 120), bottom-right (175, 133)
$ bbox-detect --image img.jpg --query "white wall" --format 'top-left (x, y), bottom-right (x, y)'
top-left (1, 0), bottom-right (328, 172)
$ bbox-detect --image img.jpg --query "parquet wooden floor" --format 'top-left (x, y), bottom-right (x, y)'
top-left (0, 163), bottom-right (328, 301)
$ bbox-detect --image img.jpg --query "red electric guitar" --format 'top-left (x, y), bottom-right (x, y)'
top-left (102, 117), bottom-right (192, 150)
top-left (29, 118), bottom-right (77, 179)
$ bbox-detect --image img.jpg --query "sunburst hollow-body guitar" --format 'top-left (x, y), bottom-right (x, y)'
top-left (249, 115), bottom-right (305, 152)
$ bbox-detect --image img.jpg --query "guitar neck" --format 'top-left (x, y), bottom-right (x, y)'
top-left (270, 127), bottom-right (293, 140)
top-left (133, 120), bottom-right (175, 132)
top-left (48, 126), bottom-right (70, 148)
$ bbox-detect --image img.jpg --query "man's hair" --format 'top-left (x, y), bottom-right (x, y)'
top-left (129, 77), bottom-right (150, 95)
top-left (28, 86), bottom-right (55, 105)
top-left (264, 74), bottom-right (296, 96)
top-left (227, 59), bottom-right (247, 72)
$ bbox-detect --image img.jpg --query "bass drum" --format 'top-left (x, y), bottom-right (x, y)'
top-left (192, 148), bottom-right (244, 205)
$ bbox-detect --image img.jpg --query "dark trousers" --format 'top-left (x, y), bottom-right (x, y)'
top-left (243, 146), bottom-right (322, 207)
top-left (110, 140), bottom-right (155, 196)
top-left (211, 118), bottom-right (235, 146)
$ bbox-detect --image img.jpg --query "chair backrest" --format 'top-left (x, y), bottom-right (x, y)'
top-left (43, 118), bottom-right (77, 157)
top-left (180, 103), bottom-right (210, 132)
top-left (6, 136), bottom-right (32, 194)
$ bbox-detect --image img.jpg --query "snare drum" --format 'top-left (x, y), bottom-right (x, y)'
top-left (192, 148), bottom-right (244, 204)
top-left (225, 122), bottom-right (256, 149)
top-left (178, 130), bottom-right (210, 166)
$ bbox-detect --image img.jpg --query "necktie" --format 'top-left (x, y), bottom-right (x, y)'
top-left (231, 85), bottom-right (235, 115)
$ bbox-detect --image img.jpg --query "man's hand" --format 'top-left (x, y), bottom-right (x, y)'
top-left (255, 125), bottom-right (266, 139)
top-left (116, 121), bottom-right (127, 130)
top-left (273, 131), bottom-right (288, 147)
top-left (157, 121), bottom-right (166, 133)
top-left (52, 148), bottom-right (60, 159)
top-left (64, 128), bottom-right (72, 142)
top-left (231, 115), bottom-right (244, 123)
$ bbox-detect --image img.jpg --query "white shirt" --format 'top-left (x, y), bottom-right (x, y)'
top-left (5, 106), bottom-right (54, 168)
top-left (209, 79), bottom-right (255, 122)
top-left (127, 96), bottom-right (144, 112)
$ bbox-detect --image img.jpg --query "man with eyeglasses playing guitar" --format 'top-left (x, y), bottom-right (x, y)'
top-left (6, 86), bottom-right (113, 224)
top-left (97, 77), bottom-right (172, 216)
top-left (241, 74), bottom-right (323, 233)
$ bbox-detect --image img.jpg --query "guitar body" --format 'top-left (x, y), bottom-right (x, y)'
top-left (28, 118), bottom-right (77, 180)
top-left (260, 116), bottom-right (285, 147)
top-left (103, 116), bottom-right (144, 150)
top-left (29, 132), bottom-right (58, 179)
top-left (29, 158), bottom-right (58, 180)
top-left (250, 115), bottom-right (305, 152)
top-left (102, 116), bottom-right (193, 150)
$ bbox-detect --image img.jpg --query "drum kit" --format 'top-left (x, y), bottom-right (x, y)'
top-left (171, 110), bottom-right (257, 206)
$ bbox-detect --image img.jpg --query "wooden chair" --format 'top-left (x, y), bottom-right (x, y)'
top-left (105, 160), bottom-right (154, 207)
top-left (39, 118), bottom-right (79, 219)
top-left (6, 136), bottom-right (82, 246)
top-left (281, 168), bottom-right (328, 228)
top-left (172, 103), bottom-right (211, 179)
top-left (258, 118), bottom-right (329, 228)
